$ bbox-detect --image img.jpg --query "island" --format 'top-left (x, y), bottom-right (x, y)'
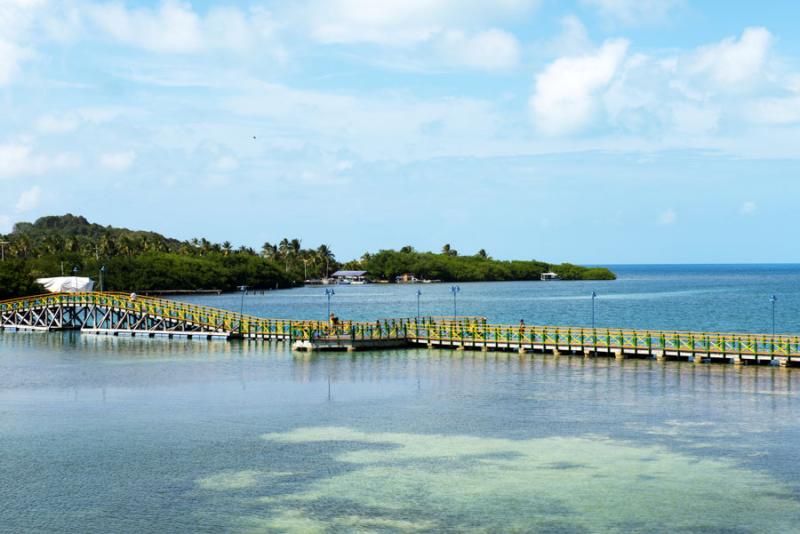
top-left (0, 214), bottom-right (615, 299)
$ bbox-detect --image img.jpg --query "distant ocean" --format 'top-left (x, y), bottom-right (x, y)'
top-left (183, 263), bottom-right (800, 334)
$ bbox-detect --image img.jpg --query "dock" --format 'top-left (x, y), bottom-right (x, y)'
top-left (2, 292), bottom-right (800, 367)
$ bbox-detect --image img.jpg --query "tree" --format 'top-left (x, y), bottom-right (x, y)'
top-left (477, 249), bottom-right (488, 259)
top-left (316, 244), bottom-right (335, 278)
top-left (442, 244), bottom-right (458, 257)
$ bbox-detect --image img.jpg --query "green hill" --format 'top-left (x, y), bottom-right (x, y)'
top-left (0, 215), bottom-right (614, 299)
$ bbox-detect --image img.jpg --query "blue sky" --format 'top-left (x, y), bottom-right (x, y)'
top-left (2, 0), bottom-right (800, 264)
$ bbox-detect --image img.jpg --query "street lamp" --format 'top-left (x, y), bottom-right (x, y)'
top-left (238, 285), bottom-right (248, 316)
top-left (325, 288), bottom-right (335, 319)
top-left (451, 285), bottom-right (460, 318)
top-left (72, 266), bottom-right (79, 292)
top-left (416, 289), bottom-right (422, 319)
top-left (99, 265), bottom-right (106, 292)
top-left (591, 291), bottom-right (597, 329)
top-left (770, 294), bottom-right (777, 337)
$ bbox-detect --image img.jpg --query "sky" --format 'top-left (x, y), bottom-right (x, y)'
top-left (1, 0), bottom-right (800, 264)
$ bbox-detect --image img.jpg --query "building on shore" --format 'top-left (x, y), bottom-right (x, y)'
top-left (331, 270), bottom-right (368, 284)
top-left (395, 273), bottom-right (420, 283)
top-left (540, 271), bottom-right (561, 281)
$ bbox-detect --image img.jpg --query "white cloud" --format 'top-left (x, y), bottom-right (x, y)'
top-left (87, 1), bottom-right (282, 55)
top-left (225, 82), bottom-right (502, 159)
top-left (745, 96), bottom-right (800, 125)
top-left (0, 0), bottom-right (47, 85)
top-left (99, 150), bottom-right (136, 172)
top-left (740, 201), bottom-right (757, 215)
top-left (0, 143), bottom-right (79, 179)
top-left (658, 208), bottom-right (676, 225)
top-left (437, 29), bottom-right (520, 70)
top-left (15, 185), bottom-right (42, 212)
top-left (583, 0), bottom-right (681, 25)
top-left (548, 16), bottom-right (593, 56)
top-left (686, 27), bottom-right (772, 87)
top-left (307, 0), bottom-right (537, 46)
top-left (530, 39), bottom-right (628, 135)
top-left (302, 0), bottom-right (530, 70)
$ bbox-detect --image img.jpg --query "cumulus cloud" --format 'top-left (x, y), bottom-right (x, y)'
top-left (530, 25), bottom-right (796, 138)
top-left (0, 143), bottom-right (79, 179)
top-left (686, 27), bottom-right (772, 87)
top-left (86, 1), bottom-right (282, 54)
top-left (15, 185), bottom-right (42, 212)
top-left (303, 0), bottom-right (531, 69)
top-left (530, 39), bottom-right (628, 135)
top-left (99, 150), bottom-right (136, 172)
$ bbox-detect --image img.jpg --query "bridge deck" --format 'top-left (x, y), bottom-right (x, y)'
top-left (2, 292), bottom-right (800, 366)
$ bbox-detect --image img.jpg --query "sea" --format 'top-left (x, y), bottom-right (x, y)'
top-left (2, 264), bottom-right (800, 533)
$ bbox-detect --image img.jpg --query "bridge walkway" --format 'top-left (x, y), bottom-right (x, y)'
top-left (2, 292), bottom-right (799, 366)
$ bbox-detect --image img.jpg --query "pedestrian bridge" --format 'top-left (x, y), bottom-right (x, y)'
top-left (2, 291), bottom-right (799, 366)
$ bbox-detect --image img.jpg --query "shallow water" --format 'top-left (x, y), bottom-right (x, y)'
top-left (3, 265), bottom-right (800, 533)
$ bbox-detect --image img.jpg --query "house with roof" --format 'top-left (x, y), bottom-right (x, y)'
top-left (331, 270), bottom-right (368, 284)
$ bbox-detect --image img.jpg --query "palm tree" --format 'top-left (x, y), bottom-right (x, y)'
top-left (316, 244), bottom-right (335, 278)
top-left (261, 242), bottom-right (278, 259)
top-left (278, 238), bottom-right (290, 271)
top-left (222, 241), bottom-right (233, 256)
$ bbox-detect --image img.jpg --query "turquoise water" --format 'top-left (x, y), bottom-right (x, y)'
top-left (2, 265), bottom-right (800, 533)
top-left (182, 264), bottom-right (800, 333)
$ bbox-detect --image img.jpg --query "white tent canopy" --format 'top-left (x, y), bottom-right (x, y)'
top-left (36, 276), bottom-right (94, 293)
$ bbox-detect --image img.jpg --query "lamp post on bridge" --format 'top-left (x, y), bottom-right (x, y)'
top-left (451, 285), bottom-right (460, 318)
top-left (238, 285), bottom-right (248, 316)
top-left (325, 288), bottom-right (335, 319)
top-left (99, 265), bottom-right (106, 292)
top-left (72, 266), bottom-right (79, 292)
top-left (770, 294), bottom-right (777, 337)
top-left (238, 285), bottom-right (248, 336)
top-left (416, 289), bottom-right (422, 319)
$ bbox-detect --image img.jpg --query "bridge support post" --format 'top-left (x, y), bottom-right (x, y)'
top-left (583, 348), bottom-right (593, 358)
top-left (693, 353), bottom-right (706, 364)
top-left (613, 349), bottom-right (623, 360)
top-left (652, 350), bottom-right (665, 362)
top-left (552, 347), bottom-right (561, 356)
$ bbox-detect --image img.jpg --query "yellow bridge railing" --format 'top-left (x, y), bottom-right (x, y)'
top-left (2, 292), bottom-right (800, 357)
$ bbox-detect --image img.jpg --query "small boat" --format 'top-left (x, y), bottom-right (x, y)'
top-left (540, 272), bottom-right (561, 281)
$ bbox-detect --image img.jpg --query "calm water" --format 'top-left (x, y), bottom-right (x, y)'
top-left (182, 264), bottom-right (800, 333)
top-left (2, 265), bottom-right (800, 533)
